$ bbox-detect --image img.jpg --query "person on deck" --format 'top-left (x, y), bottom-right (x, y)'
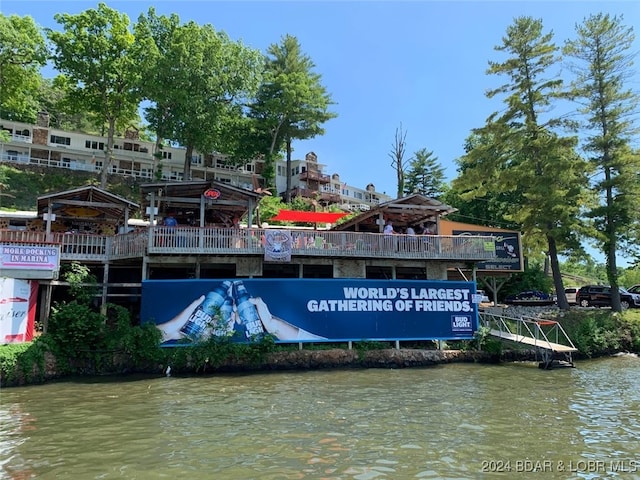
top-left (383, 220), bottom-right (396, 235)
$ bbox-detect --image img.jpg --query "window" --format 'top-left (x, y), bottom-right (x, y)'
top-left (162, 151), bottom-right (172, 160)
top-left (50, 135), bottom-right (71, 146)
top-left (85, 140), bottom-right (105, 150)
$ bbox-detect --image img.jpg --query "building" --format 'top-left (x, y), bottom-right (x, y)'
top-left (279, 151), bottom-right (392, 211)
top-left (0, 183), bottom-right (501, 331)
top-left (0, 115), bottom-right (390, 210)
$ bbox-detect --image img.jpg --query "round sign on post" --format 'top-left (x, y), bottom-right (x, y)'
top-left (203, 188), bottom-right (221, 200)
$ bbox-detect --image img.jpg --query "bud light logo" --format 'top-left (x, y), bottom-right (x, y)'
top-left (451, 315), bottom-right (472, 332)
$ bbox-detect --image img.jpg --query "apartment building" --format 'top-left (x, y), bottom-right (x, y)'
top-left (275, 151), bottom-right (392, 211)
top-left (0, 113), bottom-right (391, 210)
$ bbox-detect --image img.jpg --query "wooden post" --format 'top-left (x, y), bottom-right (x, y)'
top-left (39, 282), bottom-right (53, 333)
top-left (100, 262), bottom-right (109, 316)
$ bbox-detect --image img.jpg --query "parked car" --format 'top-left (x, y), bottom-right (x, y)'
top-left (576, 285), bottom-right (640, 309)
top-left (563, 287), bottom-right (579, 305)
top-left (505, 290), bottom-right (554, 305)
top-left (627, 285), bottom-right (640, 295)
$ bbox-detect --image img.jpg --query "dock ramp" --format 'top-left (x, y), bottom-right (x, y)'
top-left (480, 311), bottom-right (578, 369)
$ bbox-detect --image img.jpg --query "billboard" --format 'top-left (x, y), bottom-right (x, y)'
top-left (141, 279), bottom-right (481, 345)
top-left (452, 230), bottom-right (523, 272)
top-left (0, 278), bottom-right (38, 344)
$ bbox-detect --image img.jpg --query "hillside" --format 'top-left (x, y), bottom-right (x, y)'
top-left (1, 163), bottom-right (142, 213)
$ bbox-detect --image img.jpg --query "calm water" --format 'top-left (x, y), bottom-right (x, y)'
top-left (1, 356), bottom-right (640, 480)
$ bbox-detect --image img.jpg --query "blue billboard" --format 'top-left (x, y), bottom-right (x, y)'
top-left (141, 279), bottom-right (481, 345)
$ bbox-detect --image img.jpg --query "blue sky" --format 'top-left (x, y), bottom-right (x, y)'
top-left (3, 1), bottom-right (640, 268)
top-left (4, 0), bottom-right (639, 196)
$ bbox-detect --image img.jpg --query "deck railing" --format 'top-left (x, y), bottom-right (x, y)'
top-left (147, 227), bottom-right (496, 260)
top-left (1, 228), bottom-right (497, 262)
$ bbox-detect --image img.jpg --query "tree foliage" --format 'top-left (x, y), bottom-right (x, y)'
top-left (136, 8), bottom-right (264, 181)
top-left (446, 132), bottom-right (525, 230)
top-left (0, 14), bottom-right (47, 122)
top-left (453, 17), bottom-right (591, 310)
top-left (404, 148), bottom-right (446, 198)
top-left (251, 34), bottom-right (336, 201)
top-left (564, 13), bottom-right (640, 310)
top-left (47, 3), bottom-right (145, 188)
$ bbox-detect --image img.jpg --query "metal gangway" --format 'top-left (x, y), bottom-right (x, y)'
top-left (480, 311), bottom-right (578, 369)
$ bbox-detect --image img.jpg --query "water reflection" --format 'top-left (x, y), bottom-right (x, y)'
top-left (1, 357), bottom-right (640, 479)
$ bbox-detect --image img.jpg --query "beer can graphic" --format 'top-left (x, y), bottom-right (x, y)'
top-left (232, 281), bottom-right (264, 338)
top-left (180, 280), bottom-right (232, 340)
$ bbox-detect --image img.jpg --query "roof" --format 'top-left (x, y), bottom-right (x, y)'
top-left (37, 185), bottom-right (139, 221)
top-left (333, 194), bottom-right (457, 232)
top-left (139, 180), bottom-right (263, 225)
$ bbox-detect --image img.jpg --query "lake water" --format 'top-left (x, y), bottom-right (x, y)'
top-left (1, 356), bottom-right (640, 479)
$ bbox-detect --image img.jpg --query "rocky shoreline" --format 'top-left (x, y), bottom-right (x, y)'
top-left (2, 305), bottom-right (576, 387)
top-left (4, 347), bottom-right (550, 387)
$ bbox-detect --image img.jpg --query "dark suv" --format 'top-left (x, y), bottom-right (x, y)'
top-left (576, 285), bottom-right (640, 309)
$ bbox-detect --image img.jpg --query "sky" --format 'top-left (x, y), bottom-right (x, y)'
top-left (3, 0), bottom-right (640, 266)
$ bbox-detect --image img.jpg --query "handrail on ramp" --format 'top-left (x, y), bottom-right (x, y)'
top-left (479, 311), bottom-right (577, 369)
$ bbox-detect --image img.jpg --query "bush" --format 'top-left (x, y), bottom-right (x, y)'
top-left (555, 310), bottom-right (640, 357)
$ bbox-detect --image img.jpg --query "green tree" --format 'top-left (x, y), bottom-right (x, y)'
top-left (136, 9), bottom-right (263, 181)
top-left (564, 13), bottom-right (640, 311)
top-left (36, 76), bottom-right (101, 132)
top-left (446, 132), bottom-right (523, 230)
top-left (404, 148), bottom-right (446, 198)
top-left (0, 14), bottom-right (47, 122)
top-left (47, 3), bottom-right (145, 188)
top-left (251, 35), bottom-right (336, 201)
top-left (454, 17), bottom-right (591, 310)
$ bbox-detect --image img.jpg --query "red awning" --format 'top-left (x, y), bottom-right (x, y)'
top-left (271, 209), bottom-right (348, 223)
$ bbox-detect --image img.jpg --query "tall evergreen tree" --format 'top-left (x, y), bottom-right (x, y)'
top-left (250, 35), bottom-right (336, 201)
top-left (404, 148), bottom-right (446, 198)
top-left (453, 17), bottom-right (591, 310)
top-left (564, 13), bottom-right (640, 311)
top-left (446, 131), bottom-right (525, 230)
top-left (0, 14), bottom-right (47, 122)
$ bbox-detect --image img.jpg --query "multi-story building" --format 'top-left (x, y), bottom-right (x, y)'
top-left (0, 114), bottom-right (390, 210)
top-left (279, 151), bottom-right (392, 211)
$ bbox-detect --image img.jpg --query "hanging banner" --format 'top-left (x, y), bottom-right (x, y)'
top-left (263, 230), bottom-right (292, 262)
top-left (141, 279), bottom-right (480, 345)
top-left (0, 278), bottom-right (38, 344)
